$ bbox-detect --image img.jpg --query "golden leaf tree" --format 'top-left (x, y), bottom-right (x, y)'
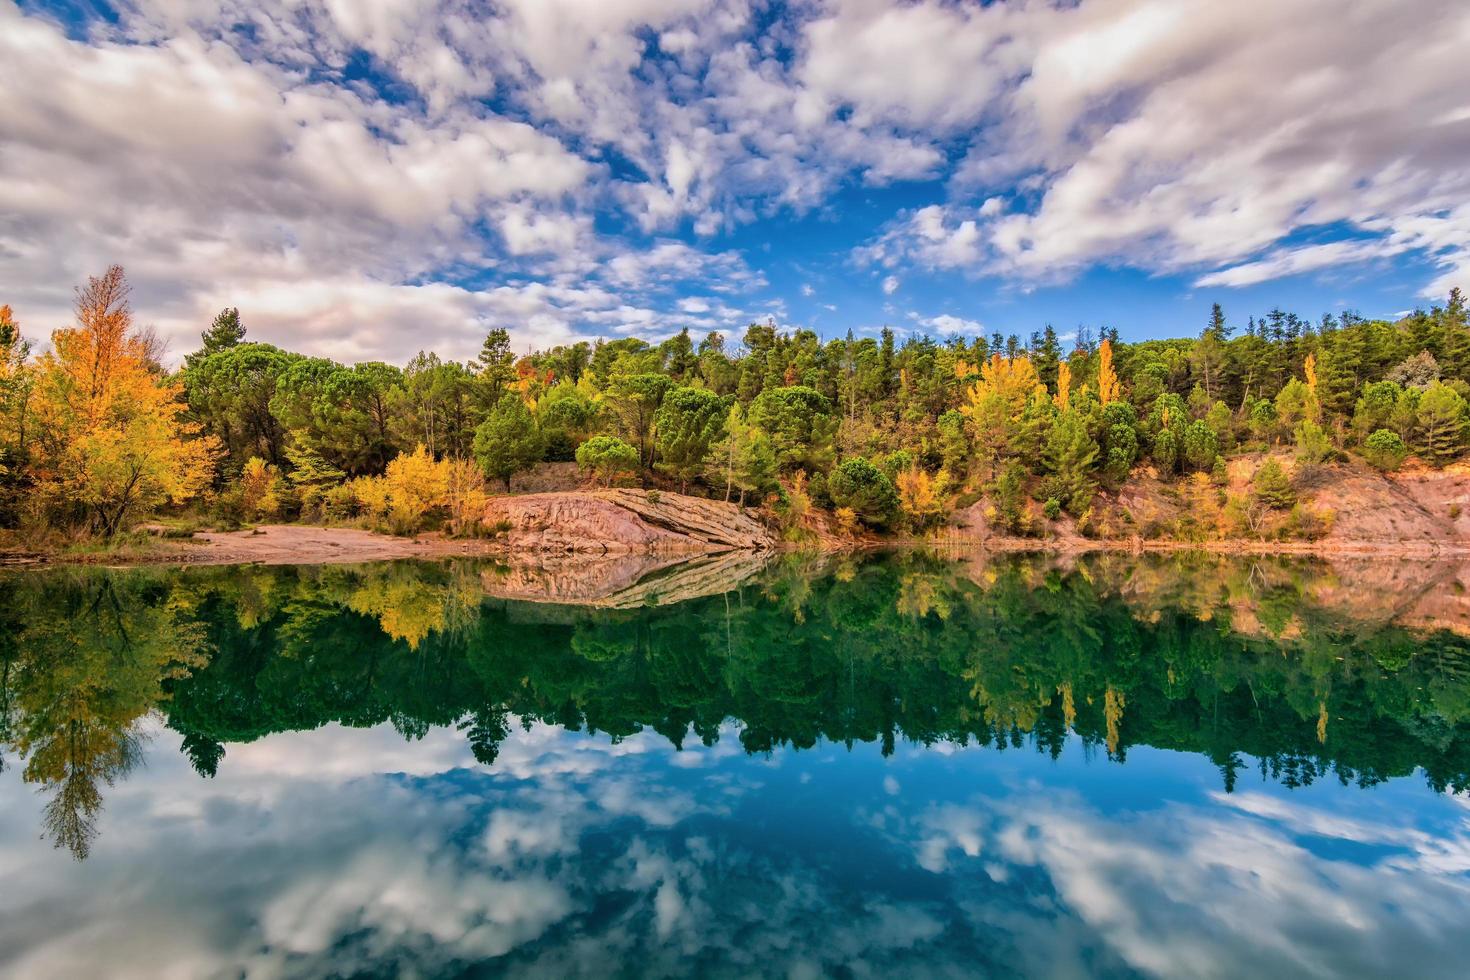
top-left (32, 266), bottom-right (218, 536)
top-left (960, 355), bottom-right (1046, 482)
top-left (1054, 361), bottom-right (1072, 411)
top-left (896, 465), bottom-right (945, 531)
top-left (1096, 338), bottom-right (1121, 406)
top-left (962, 353), bottom-right (1042, 418)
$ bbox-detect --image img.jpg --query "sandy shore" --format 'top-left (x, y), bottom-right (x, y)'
top-left (182, 525), bottom-right (515, 565)
top-left (0, 524), bottom-right (511, 567)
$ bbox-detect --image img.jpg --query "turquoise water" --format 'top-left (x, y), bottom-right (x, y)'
top-left (2, 553), bottom-right (1469, 977)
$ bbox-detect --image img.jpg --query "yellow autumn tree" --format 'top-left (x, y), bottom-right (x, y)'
top-left (1096, 338), bottom-right (1120, 405)
top-left (1054, 361), bottom-right (1072, 411)
top-left (0, 303), bottom-right (34, 480)
top-left (960, 354), bottom-right (1045, 481)
top-left (240, 456), bottom-right (283, 520)
top-left (896, 465), bottom-right (945, 531)
top-left (32, 267), bottom-right (218, 536)
top-left (961, 354), bottom-right (1042, 418)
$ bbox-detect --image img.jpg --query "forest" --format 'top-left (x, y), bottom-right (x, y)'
top-left (1, 264), bottom-right (1468, 546)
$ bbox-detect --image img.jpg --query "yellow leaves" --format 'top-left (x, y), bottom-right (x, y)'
top-left (443, 457), bottom-right (488, 537)
top-left (343, 565), bottom-right (481, 650)
top-left (349, 473), bottom-right (393, 523)
top-left (896, 572), bottom-right (951, 620)
top-left (832, 505), bottom-right (859, 537)
top-left (960, 354), bottom-right (1040, 421)
top-left (1058, 682), bottom-right (1077, 730)
top-left (1097, 338), bottom-right (1120, 406)
top-left (0, 304), bottom-right (19, 377)
top-left (30, 266), bottom-right (218, 533)
top-left (348, 444), bottom-right (486, 536)
top-left (1104, 685), bottom-right (1126, 755)
top-left (896, 465), bottom-right (945, 528)
top-left (1304, 352), bottom-right (1318, 394)
top-left (240, 457), bottom-right (282, 519)
top-left (953, 358), bottom-right (976, 381)
top-left (1054, 361), bottom-right (1071, 411)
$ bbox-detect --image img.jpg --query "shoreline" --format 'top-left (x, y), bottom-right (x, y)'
top-left (3, 521), bottom-right (1468, 569)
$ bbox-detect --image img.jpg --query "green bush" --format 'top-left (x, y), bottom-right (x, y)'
top-left (1361, 429), bottom-right (1408, 471)
top-left (1252, 458), bottom-right (1296, 510)
top-left (575, 436), bottom-right (640, 487)
top-left (827, 457), bottom-right (899, 528)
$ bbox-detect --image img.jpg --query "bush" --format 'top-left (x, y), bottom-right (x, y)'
top-left (827, 457), bottom-right (899, 528)
top-left (832, 506), bottom-right (859, 537)
top-left (1293, 420), bottom-right (1332, 466)
top-left (575, 436), bottom-right (639, 487)
top-left (1252, 458), bottom-right (1295, 510)
top-left (1286, 504), bottom-right (1335, 540)
top-left (1042, 498), bottom-right (1062, 520)
top-left (1362, 429), bottom-right (1408, 471)
top-left (240, 456), bottom-right (283, 520)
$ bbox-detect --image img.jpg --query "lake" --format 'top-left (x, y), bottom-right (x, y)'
top-left (2, 552), bottom-right (1469, 978)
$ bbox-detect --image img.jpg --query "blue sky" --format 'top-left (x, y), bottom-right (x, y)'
top-left (3, 0), bottom-right (1468, 364)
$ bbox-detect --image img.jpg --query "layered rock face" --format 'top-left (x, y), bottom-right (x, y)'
top-left (481, 550), bottom-right (772, 608)
top-left (481, 489), bottom-right (775, 555)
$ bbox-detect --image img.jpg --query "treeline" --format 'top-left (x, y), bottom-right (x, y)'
top-left (1, 265), bottom-right (1468, 541)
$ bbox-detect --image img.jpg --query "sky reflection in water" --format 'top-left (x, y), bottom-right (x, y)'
top-left (2, 553), bottom-right (1469, 978)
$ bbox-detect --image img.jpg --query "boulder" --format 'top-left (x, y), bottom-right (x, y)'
top-left (481, 489), bottom-right (775, 555)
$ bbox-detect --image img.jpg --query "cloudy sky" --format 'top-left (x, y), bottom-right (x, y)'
top-left (3, 0), bottom-right (1469, 364)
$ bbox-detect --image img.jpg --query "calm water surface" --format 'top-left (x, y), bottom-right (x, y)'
top-left (2, 553), bottom-right (1469, 978)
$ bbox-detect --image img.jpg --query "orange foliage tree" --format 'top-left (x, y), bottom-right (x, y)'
top-left (32, 266), bottom-right (218, 536)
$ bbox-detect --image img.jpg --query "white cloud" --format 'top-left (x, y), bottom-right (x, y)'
top-left (850, 0), bottom-right (1470, 296)
top-left (881, 275), bottom-right (899, 295)
top-left (924, 314), bottom-right (983, 334)
top-left (3, 0), bottom-right (1468, 360)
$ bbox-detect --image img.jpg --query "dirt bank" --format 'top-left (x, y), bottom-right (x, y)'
top-left (945, 456), bottom-right (1470, 559)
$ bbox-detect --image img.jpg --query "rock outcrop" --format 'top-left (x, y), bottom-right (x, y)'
top-left (481, 550), bottom-right (771, 607)
top-left (481, 489), bottom-right (775, 555)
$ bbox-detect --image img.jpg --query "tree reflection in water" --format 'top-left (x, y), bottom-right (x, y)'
top-left (3, 552), bottom-right (1469, 859)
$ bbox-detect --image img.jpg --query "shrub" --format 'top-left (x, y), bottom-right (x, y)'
top-left (1293, 420), bottom-right (1332, 467)
top-left (239, 456), bottom-right (283, 520)
top-left (575, 435), bottom-right (639, 486)
top-left (1252, 458), bottom-right (1295, 510)
top-left (832, 506), bottom-right (859, 537)
top-left (827, 457), bottom-right (900, 528)
top-left (1361, 429), bottom-right (1408, 471)
top-left (895, 465), bottom-right (945, 531)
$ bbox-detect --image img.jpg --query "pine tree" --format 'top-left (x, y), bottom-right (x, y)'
top-left (477, 328), bottom-right (516, 404)
top-left (1415, 382), bottom-right (1468, 466)
top-left (1042, 411), bottom-right (1099, 514)
top-left (202, 308), bottom-right (244, 353)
